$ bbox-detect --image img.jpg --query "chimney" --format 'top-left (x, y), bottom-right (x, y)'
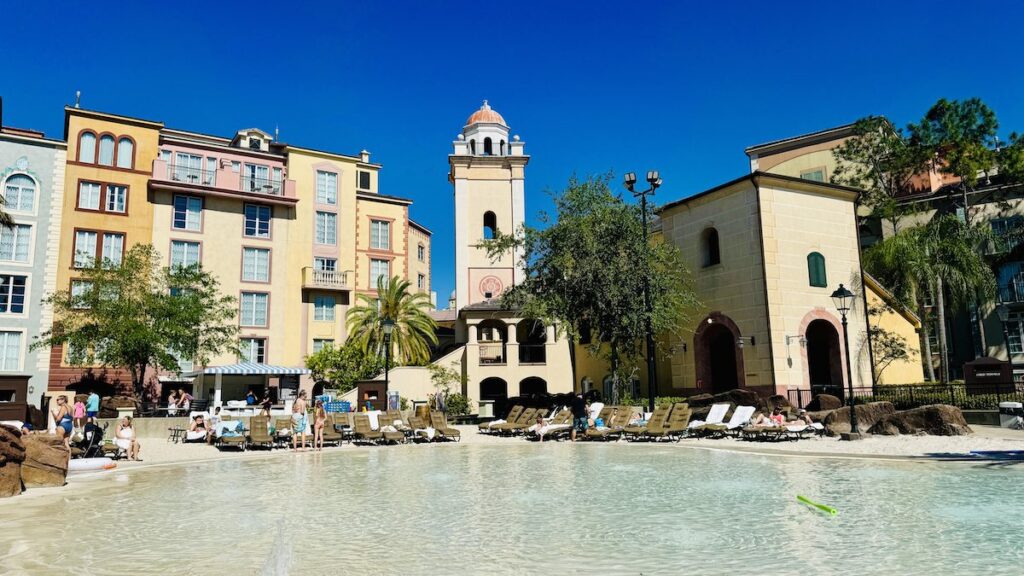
top-left (360, 149), bottom-right (370, 163)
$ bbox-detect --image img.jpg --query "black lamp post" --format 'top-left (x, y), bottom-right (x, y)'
top-left (830, 283), bottom-right (860, 438)
top-left (382, 318), bottom-right (395, 406)
top-left (624, 170), bottom-right (662, 415)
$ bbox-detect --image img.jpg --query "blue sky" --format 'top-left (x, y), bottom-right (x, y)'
top-left (3, 0), bottom-right (1024, 305)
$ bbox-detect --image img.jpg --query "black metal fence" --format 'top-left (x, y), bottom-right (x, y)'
top-left (787, 383), bottom-right (1024, 411)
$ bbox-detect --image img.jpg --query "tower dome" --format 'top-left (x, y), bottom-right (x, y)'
top-left (465, 100), bottom-right (507, 127)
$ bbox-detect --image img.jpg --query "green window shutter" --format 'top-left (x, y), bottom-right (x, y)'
top-left (808, 252), bottom-right (827, 287)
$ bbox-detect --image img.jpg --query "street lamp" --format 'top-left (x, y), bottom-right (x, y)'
top-left (830, 283), bottom-right (860, 439)
top-left (624, 170), bottom-right (662, 414)
top-left (381, 318), bottom-right (395, 407)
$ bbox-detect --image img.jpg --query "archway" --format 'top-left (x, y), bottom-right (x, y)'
top-left (519, 377), bottom-right (547, 396)
top-left (805, 319), bottom-right (844, 397)
top-left (479, 377), bottom-right (508, 402)
top-left (693, 312), bottom-right (745, 394)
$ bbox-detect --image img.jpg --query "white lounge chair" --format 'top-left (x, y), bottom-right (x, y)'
top-left (687, 403), bottom-right (730, 430)
top-left (696, 405), bottom-right (755, 437)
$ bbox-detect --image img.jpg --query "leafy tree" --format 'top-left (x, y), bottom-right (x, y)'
top-left (832, 116), bottom-right (927, 232)
top-left (863, 304), bottom-right (916, 383)
top-left (346, 275), bottom-right (438, 366)
top-left (33, 244), bottom-right (239, 398)
top-left (305, 339), bottom-right (384, 394)
top-left (481, 173), bottom-right (699, 382)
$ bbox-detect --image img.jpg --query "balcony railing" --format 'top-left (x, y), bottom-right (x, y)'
top-left (240, 175), bottom-right (284, 195)
top-left (167, 164), bottom-right (216, 186)
top-left (518, 343), bottom-right (546, 365)
top-left (302, 267), bottom-right (349, 291)
top-left (999, 283), bottom-right (1024, 304)
top-left (478, 341), bottom-right (506, 365)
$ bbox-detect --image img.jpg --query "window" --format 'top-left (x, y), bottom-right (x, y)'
top-left (314, 295), bottom-right (336, 321)
top-left (98, 135), bottom-right (115, 166)
top-left (316, 211), bottom-right (336, 245)
top-left (702, 228), bottom-right (720, 267)
top-left (71, 280), bottom-right (92, 309)
top-left (4, 175), bottom-right (35, 212)
top-left (800, 168), bottom-right (825, 182)
top-left (312, 339), bottom-right (334, 353)
top-left (484, 137), bottom-right (493, 155)
top-left (0, 275), bottom-right (27, 314)
top-left (159, 149), bottom-right (171, 163)
top-left (500, 140), bottom-right (506, 155)
top-left (417, 243), bottom-right (425, 262)
top-left (105, 185), bottom-right (127, 213)
top-left (992, 216), bottom-right (1024, 253)
top-left (73, 231), bottom-right (97, 267)
top-left (0, 224), bottom-right (30, 263)
top-left (370, 259), bottom-right (389, 288)
top-left (170, 240), bottom-right (201, 269)
top-left (243, 163), bottom-right (270, 192)
top-left (1007, 313), bottom-right (1024, 355)
top-left (370, 220), bottom-right (390, 250)
top-left (116, 138), bottom-right (134, 169)
top-left (173, 195), bottom-right (202, 231)
top-left (240, 292), bottom-right (269, 327)
top-left (483, 211), bottom-right (497, 239)
top-left (314, 257), bottom-right (336, 272)
top-left (205, 157), bottom-right (217, 186)
top-left (242, 247), bottom-right (270, 282)
top-left (0, 332), bottom-right (21, 371)
top-left (78, 182), bottom-right (127, 213)
top-left (173, 153), bottom-right (203, 183)
top-left (78, 181), bottom-right (101, 210)
top-left (101, 233), bottom-right (124, 267)
top-left (316, 171), bottom-right (337, 204)
top-left (231, 161), bottom-right (240, 173)
top-left (239, 338), bottom-right (266, 363)
top-left (417, 273), bottom-right (425, 290)
top-left (244, 204), bottom-right (271, 238)
top-left (357, 170), bottom-right (371, 191)
top-left (78, 132), bottom-right (96, 163)
top-left (470, 140), bottom-right (476, 155)
top-left (807, 252), bottom-right (827, 288)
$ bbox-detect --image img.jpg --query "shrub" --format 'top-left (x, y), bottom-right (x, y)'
top-left (615, 395), bottom-right (686, 408)
top-left (446, 393), bottom-right (471, 416)
top-left (399, 396), bottom-right (410, 411)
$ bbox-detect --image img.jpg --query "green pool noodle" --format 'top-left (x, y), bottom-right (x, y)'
top-left (797, 495), bottom-right (837, 515)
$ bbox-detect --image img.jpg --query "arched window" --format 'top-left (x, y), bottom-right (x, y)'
top-left (116, 137), bottom-right (134, 169)
top-left (702, 228), bottom-right (720, 267)
top-left (807, 252), bottom-right (827, 287)
top-left (3, 174), bottom-right (36, 212)
top-left (483, 137), bottom-right (493, 155)
top-left (483, 211), bottom-right (497, 239)
top-left (470, 139), bottom-right (476, 155)
top-left (98, 135), bottom-right (115, 166)
top-left (78, 131), bottom-right (96, 163)
top-left (500, 140), bottom-right (505, 155)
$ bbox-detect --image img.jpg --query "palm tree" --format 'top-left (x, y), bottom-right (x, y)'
top-left (865, 214), bottom-right (996, 383)
top-left (346, 275), bottom-right (438, 365)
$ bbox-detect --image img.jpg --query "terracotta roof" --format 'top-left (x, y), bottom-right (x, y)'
top-left (466, 100), bottom-right (507, 126)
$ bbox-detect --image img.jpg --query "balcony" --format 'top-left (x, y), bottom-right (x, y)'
top-left (151, 158), bottom-right (296, 204)
top-left (999, 283), bottom-right (1024, 305)
top-left (478, 341), bottom-right (506, 365)
top-left (518, 344), bottom-right (546, 365)
top-left (302, 267), bottom-right (349, 291)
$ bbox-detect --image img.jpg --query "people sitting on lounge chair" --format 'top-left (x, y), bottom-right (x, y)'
top-left (792, 409), bottom-right (814, 425)
top-left (527, 414), bottom-right (548, 435)
top-left (186, 414), bottom-right (209, 442)
top-left (751, 407), bottom-right (785, 427)
top-left (115, 416), bottom-right (142, 461)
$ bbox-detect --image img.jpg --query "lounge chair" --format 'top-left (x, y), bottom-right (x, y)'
top-left (273, 417), bottom-right (293, 447)
top-left (489, 408), bottom-right (537, 435)
top-left (217, 421), bottom-right (247, 451)
top-left (479, 405), bottom-right (524, 433)
top-left (740, 425), bottom-right (787, 442)
top-left (353, 414), bottom-right (383, 445)
top-left (409, 415), bottom-right (434, 442)
top-left (686, 403), bottom-right (730, 435)
top-left (321, 415), bottom-right (344, 446)
top-left (782, 422), bottom-right (824, 440)
top-left (699, 405), bottom-right (756, 438)
top-left (248, 415), bottom-right (275, 450)
top-left (379, 413), bottom-right (406, 444)
top-left (623, 405), bottom-right (672, 440)
top-left (332, 412), bottom-right (353, 442)
top-left (584, 408), bottom-right (633, 441)
top-left (646, 403), bottom-right (692, 441)
top-left (429, 411), bottom-right (462, 442)
top-left (526, 409), bottom-right (571, 441)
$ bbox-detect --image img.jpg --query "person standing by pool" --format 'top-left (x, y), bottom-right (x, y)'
top-left (86, 389), bottom-right (100, 420)
top-left (167, 390), bottom-right (179, 416)
top-left (177, 388), bottom-right (192, 412)
top-left (570, 393), bottom-right (588, 442)
top-left (312, 399), bottom-right (327, 451)
top-left (260, 392), bottom-right (273, 417)
top-left (292, 390), bottom-right (309, 451)
top-left (51, 396), bottom-right (73, 449)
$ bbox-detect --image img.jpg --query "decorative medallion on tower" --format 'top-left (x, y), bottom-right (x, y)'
top-left (478, 276), bottom-right (504, 300)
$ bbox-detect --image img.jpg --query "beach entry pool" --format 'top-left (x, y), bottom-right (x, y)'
top-left (2, 444), bottom-right (1022, 575)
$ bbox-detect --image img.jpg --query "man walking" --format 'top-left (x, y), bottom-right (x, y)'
top-left (570, 393), bottom-right (588, 442)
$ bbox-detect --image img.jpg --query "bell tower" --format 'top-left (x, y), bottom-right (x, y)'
top-left (449, 101), bottom-right (528, 311)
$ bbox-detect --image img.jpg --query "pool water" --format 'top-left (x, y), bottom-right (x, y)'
top-left (1, 444), bottom-right (1022, 575)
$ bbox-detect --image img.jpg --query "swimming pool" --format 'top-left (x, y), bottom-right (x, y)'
top-left (1, 444), bottom-right (1022, 575)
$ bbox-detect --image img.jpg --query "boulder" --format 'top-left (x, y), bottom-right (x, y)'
top-left (823, 402), bottom-right (896, 436)
top-left (21, 435), bottom-right (69, 488)
top-left (99, 395), bottom-right (140, 419)
top-left (26, 405), bottom-right (46, 430)
top-left (713, 389), bottom-right (763, 410)
top-left (0, 424), bottom-right (26, 498)
top-left (684, 393), bottom-right (715, 408)
top-left (868, 405), bottom-right (973, 436)
top-left (767, 394), bottom-right (792, 409)
top-left (805, 409), bottom-right (834, 423)
top-left (806, 394), bottom-right (843, 412)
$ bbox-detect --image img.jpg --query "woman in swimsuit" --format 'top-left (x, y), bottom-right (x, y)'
top-left (51, 396), bottom-right (72, 448)
top-left (312, 399), bottom-right (327, 451)
top-left (186, 414), bottom-right (208, 442)
top-left (116, 416), bottom-right (141, 460)
top-left (291, 390), bottom-right (309, 451)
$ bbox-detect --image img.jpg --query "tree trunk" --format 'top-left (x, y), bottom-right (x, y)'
top-left (936, 277), bottom-right (950, 384)
top-left (974, 300), bottom-right (988, 358)
top-left (568, 333), bottom-right (578, 392)
top-left (918, 304), bottom-right (937, 382)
